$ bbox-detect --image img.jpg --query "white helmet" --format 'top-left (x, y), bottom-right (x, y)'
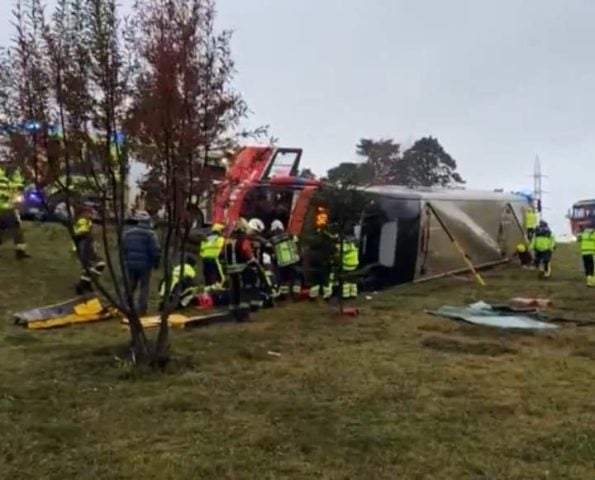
top-left (248, 218), bottom-right (265, 234)
top-left (271, 219), bottom-right (284, 232)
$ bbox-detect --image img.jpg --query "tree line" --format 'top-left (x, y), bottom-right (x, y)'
top-left (301, 136), bottom-right (465, 188)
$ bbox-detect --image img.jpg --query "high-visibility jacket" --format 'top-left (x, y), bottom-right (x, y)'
top-left (531, 229), bottom-right (555, 252)
top-left (200, 233), bottom-right (224, 259)
top-left (0, 173), bottom-right (12, 210)
top-left (525, 209), bottom-right (538, 229)
top-left (74, 217), bottom-right (93, 237)
top-left (341, 241), bottom-right (359, 271)
top-left (578, 229), bottom-right (595, 254)
top-left (159, 264), bottom-right (196, 297)
top-left (10, 169), bottom-right (25, 190)
top-left (271, 233), bottom-right (300, 267)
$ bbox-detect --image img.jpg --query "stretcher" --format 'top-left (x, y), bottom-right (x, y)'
top-left (121, 311), bottom-right (233, 330)
top-left (14, 296), bottom-right (116, 330)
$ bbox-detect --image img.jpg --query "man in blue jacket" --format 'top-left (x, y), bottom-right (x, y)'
top-left (123, 212), bottom-right (160, 315)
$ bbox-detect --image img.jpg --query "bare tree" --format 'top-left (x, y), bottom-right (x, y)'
top-left (126, 0), bottom-right (262, 362)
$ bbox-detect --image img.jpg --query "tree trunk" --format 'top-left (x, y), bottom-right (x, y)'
top-left (127, 316), bottom-right (150, 365)
top-left (153, 314), bottom-right (170, 369)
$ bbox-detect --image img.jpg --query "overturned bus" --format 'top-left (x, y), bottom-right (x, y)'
top-left (356, 186), bottom-right (527, 289)
top-left (220, 179), bottom-right (527, 289)
top-left (210, 146), bottom-right (528, 289)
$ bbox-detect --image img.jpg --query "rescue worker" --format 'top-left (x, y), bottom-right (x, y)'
top-left (261, 251), bottom-right (281, 301)
top-left (248, 218), bottom-right (268, 262)
top-left (199, 223), bottom-right (226, 292)
top-left (224, 218), bottom-right (260, 320)
top-left (307, 227), bottom-right (335, 301)
top-left (72, 206), bottom-right (106, 294)
top-left (337, 235), bottom-right (360, 299)
top-left (0, 166), bottom-right (29, 259)
top-left (270, 219), bottom-right (302, 299)
top-left (123, 212), bottom-right (161, 315)
top-left (158, 257), bottom-right (198, 310)
top-left (524, 204), bottom-right (538, 241)
top-left (530, 220), bottom-right (555, 279)
top-left (10, 167), bottom-right (25, 191)
top-left (515, 243), bottom-right (533, 269)
top-left (248, 217), bottom-right (275, 307)
top-left (576, 224), bottom-right (595, 287)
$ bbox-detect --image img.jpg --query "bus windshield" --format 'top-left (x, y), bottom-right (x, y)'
top-left (240, 185), bottom-right (297, 230)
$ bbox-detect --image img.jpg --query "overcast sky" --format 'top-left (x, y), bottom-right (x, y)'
top-left (2, 0), bottom-right (594, 233)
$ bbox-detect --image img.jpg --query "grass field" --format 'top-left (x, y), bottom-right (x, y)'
top-left (1, 223), bottom-right (595, 479)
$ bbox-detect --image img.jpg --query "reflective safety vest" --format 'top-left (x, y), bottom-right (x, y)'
top-left (0, 174), bottom-right (12, 210)
top-left (224, 238), bottom-right (248, 274)
top-left (341, 241), bottom-right (359, 271)
top-left (10, 169), bottom-right (25, 190)
top-left (74, 218), bottom-right (93, 236)
top-left (271, 234), bottom-right (300, 267)
top-left (525, 209), bottom-right (538, 229)
top-left (172, 264), bottom-right (196, 283)
top-left (531, 231), bottom-right (555, 252)
top-left (160, 264), bottom-right (196, 296)
top-left (200, 233), bottom-right (224, 259)
top-left (578, 229), bottom-right (595, 254)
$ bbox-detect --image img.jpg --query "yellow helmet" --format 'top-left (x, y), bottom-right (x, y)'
top-left (212, 223), bottom-right (224, 233)
top-left (516, 243), bottom-right (527, 253)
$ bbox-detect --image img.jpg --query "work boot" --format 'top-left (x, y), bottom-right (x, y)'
top-left (15, 250), bottom-right (30, 259)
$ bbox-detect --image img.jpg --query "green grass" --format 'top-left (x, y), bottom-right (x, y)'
top-left (1, 223), bottom-right (595, 479)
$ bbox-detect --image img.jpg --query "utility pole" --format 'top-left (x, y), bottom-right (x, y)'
top-left (533, 155), bottom-right (546, 215)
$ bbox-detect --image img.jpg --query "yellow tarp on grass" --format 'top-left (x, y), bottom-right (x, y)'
top-left (121, 315), bottom-right (190, 329)
top-left (14, 297), bottom-right (117, 330)
top-left (121, 312), bottom-right (232, 330)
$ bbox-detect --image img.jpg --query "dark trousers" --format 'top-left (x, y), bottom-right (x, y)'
top-left (527, 228), bottom-right (536, 241)
top-left (0, 209), bottom-right (25, 249)
top-left (309, 266), bottom-right (333, 299)
top-left (245, 265), bottom-right (267, 309)
top-left (159, 277), bottom-right (197, 310)
top-left (74, 234), bottom-right (104, 293)
top-left (75, 234), bottom-right (103, 271)
top-left (582, 254), bottom-right (594, 277)
top-left (534, 250), bottom-right (552, 276)
top-left (127, 268), bottom-right (152, 315)
top-left (228, 269), bottom-right (259, 321)
top-left (518, 251), bottom-right (533, 267)
top-left (203, 258), bottom-right (224, 287)
top-left (278, 265), bottom-right (301, 296)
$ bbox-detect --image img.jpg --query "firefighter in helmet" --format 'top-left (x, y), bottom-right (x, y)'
top-left (248, 217), bottom-right (276, 307)
top-left (224, 218), bottom-right (260, 320)
top-left (270, 219), bottom-right (302, 299)
top-left (199, 223), bottom-right (226, 291)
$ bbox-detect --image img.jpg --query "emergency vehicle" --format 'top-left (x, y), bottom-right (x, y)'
top-left (568, 199), bottom-right (595, 235)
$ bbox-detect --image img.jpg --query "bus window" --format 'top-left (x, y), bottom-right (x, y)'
top-left (240, 186), bottom-right (296, 230)
top-left (264, 149), bottom-right (302, 178)
top-left (379, 221), bottom-right (398, 267)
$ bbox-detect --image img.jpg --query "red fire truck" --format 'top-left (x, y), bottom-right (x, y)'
top-left (568, 199), bottom-right (595, 235)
